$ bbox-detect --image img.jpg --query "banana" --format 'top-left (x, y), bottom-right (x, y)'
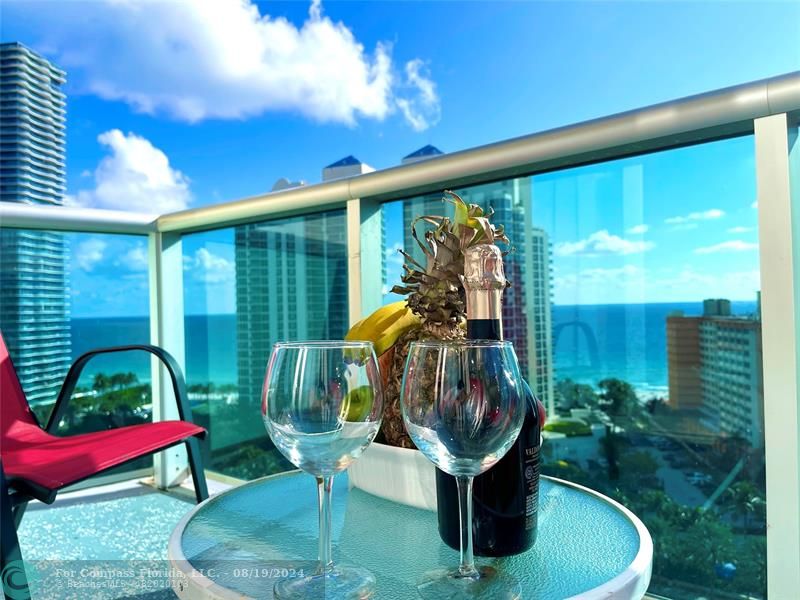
top-left (345, 300), bottom-right (421, 356)
top-left (346, 316), bottom-right (367, 341)
top-left (345, 301), bottom-right (403, 341)
top-left (345, 300), bottom-right (405, 341)
top-left (372, 308), bottom-right (420, 355)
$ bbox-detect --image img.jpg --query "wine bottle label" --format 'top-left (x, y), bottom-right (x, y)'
top-left (524, 445), bottom-right (540, 531)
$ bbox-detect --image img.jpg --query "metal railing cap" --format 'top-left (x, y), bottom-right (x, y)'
top-left (155, 71), bottom-right (800, 233)
top-left (0, 202), bottom-right (157, 234)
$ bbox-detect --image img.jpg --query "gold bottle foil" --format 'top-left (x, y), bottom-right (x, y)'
top-left (463, 244), bottom-right (506, 321)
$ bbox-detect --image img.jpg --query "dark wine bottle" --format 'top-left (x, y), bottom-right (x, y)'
top-left (436, 243), bottom-right (543, 556)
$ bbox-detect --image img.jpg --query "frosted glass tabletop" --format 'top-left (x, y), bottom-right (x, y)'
top-left (168, 471), bottom-right (652, 600)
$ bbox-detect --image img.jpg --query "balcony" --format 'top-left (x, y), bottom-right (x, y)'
top-left (1, 73), bottom-right (799, 599)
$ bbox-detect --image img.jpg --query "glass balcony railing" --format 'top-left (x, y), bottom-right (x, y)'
top-left (181, 210), bottom-right (349, 480)
top-left (380, 135), bottom-right (766, 597)
top-left (0, 229), bottom-right (152, 476)
top-left (0, 72), bottom-right (798, 598)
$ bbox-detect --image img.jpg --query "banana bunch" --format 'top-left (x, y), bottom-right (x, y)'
top-left (345, 300), bottom-right (421, 356)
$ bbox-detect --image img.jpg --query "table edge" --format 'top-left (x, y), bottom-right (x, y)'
top-left (168, 470), bottom-right (303, 600)
top-left (549, 476), bottom-right (653, 600)
top-left (168, 471), bottom-right (653, 600)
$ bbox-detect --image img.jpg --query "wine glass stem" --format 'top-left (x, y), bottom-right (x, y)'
top-left (317, 475), bottom-right (334, 572)
top-left (456, 475), bottom-right (478, 578)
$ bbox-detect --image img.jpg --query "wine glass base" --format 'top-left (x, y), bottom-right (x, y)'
top-left (416, 565), bottom-right (521, 600)
top-left (273, 564), bottom-right (376, 599)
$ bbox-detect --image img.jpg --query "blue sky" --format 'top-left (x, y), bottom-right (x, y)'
top-left (2, 0), bottom-right (798, 316)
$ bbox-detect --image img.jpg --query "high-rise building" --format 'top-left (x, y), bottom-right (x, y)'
top-left (399, 146), bottom-right (447, 266)
top-left (666, 299), bottom-right (764, 448)
top-left (703, 299), bottom-right (732, 317)
top-left (397, 145), bottom-right (555, 411)
top-left (666, 314), bottom-right (703, 410)
top-left (527, 226), bottom-right (555, 414)
top-left (0, 42), bottom-right (71, 407)
top-left (235, 192), bottom-right (348, 410)
top-left (235, 161), bottom-right (365, 409)
top-left (457, 179), bottom-right (554, 413)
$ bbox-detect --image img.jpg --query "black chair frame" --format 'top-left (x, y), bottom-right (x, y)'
top-left (1, 345), bottom-right (209, 600)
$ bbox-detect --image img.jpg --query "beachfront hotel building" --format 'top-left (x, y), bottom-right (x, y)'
top-left (0, 42), bottom-right (71, 407)
top-left (666, 298), bottom-right (764, 448)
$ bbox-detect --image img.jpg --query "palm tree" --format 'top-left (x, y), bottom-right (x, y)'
top-left (598, 378), bottom-right (638, 417)
top-left (722, 481), bottom-right (765, 530)
top-left (93, 372), bottom-right (110, 392)
top-left (110, 373), bottom-right (126, 390)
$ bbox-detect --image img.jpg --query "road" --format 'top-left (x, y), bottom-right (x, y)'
top-left (643, 446), bottom-right (708, 507)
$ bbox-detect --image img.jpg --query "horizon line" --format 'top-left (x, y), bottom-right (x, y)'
top-left (71, 298), bottom-right (759, 320)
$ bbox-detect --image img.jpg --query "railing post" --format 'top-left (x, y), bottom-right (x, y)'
top-left (148, 231), bottom-right (189, 489)
top-left (347, 198), bottom-right (384, 326)
top-left (755, 112), bottom-right (800, 596)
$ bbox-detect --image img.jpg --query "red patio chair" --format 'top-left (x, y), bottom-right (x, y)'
top-left (0, 332), bottom-right (208, 599)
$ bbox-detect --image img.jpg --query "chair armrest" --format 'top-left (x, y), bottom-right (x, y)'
top-left (46, 345), bottom-right (194, 434)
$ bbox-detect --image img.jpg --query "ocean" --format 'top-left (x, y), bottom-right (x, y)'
top-left (70, 301), bottom-right (757, 395)
top-left (552, 301), bottom-right (756, 398)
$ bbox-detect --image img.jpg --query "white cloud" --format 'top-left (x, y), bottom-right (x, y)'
top-left (752, 201), bottom-right (758, 209)
top-left (74, 238), bottom-right (107, 271)
top-left (188, 248), bottom-right (235, 284)
top-left (627, 224), bottom-right (649, 235)
top-left (727, 226), bottom-right (753, 234)
top-left (396, 59), bottom-right (440, 131)
top-left (554, 265), bottom-right (645, 304)
top-left (555, 264), bottom-right (643, 287)
top-left (29, 0), bottom-right (436, 129)
top-left (694, 240), bottom-right (758, 254)
top-left (554, 264), bottom-right (761, 305)
top-left (71, 130), bottom-right (191, 213)
top-left (116, 244), bottom-right (148, 272)
top-left (665, 209), bottom-right (725, 225)
top-left (384, 242), bottom-right (405, 267)
top-left (555, 230), bottom-right (654, 257)
top-left (652, 268), bottom-right (761, 301)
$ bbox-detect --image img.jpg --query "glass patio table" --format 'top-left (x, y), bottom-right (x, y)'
top-left (168, 471), bottom-right (652, 599)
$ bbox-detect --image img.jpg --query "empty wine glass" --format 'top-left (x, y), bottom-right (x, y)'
top-left (262, 341), bottom-right (384, 599)
top-left (401, 340), bottom-right (525, 599)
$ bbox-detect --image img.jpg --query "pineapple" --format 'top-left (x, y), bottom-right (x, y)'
top-left (380, 191), bottom-right (508, 447)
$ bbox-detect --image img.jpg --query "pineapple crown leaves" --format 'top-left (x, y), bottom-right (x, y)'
top-left (446, 190), bottom-right (508, 250)
top-left (390, 190), bottom-right (510, 326)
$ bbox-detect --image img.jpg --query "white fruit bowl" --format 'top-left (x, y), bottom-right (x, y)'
top-left (348, 441), bottom-right (437, 511)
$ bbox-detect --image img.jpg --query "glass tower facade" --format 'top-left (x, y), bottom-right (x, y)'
top-left (234, 212), bottom-right (349, 408)
top-left (458, 179), bottom-right (555, 414)
top-left (0, 42), bottom-right (71, 407)
top-left (398, 175), bottom-right (555, 413)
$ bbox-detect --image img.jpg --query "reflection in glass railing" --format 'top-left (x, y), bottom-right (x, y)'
top-left (385, 135), bottom-right (766, 598)
top-left (0, 229), bottom-right (152, 473)
top-left (182, 210), bottom-right (349, 480)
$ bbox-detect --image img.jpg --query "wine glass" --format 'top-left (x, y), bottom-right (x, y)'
top-left (262, 341), bottom-right (384, 599)
top-left (401, 340), bottom-right (525, 599)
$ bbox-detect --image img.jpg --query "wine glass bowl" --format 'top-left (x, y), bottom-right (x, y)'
top-left (401, 340), bottom-right (525, 599)
top-left (262, 340), bottom-right (383, 599)
top-left (402, 340), bottom-right (525, 477)
top-left (263, 341), bottom-right (382, 476)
